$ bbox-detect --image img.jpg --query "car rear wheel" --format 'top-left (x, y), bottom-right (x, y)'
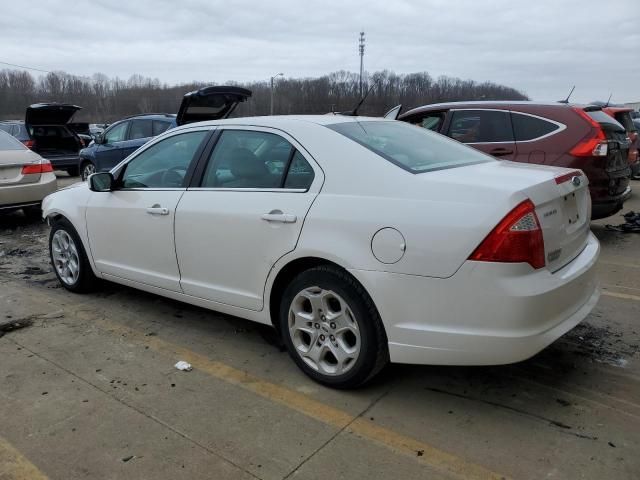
top-left (279, 265), bottom-right (388, 388)
top-left (81, 161), bottom-right (96, 181)
top-left (49, 218), bottom-right (98, 293)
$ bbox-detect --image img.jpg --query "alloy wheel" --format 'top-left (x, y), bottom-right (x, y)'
top-left (82, 163), bottom-right (96, 181)
top-left (288, 287), bottom-right (361, 376)
top-left (51, 230), bottom-right (80, 285)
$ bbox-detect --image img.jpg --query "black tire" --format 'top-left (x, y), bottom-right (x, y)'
top-left (49, 218), bottom-right (98, 293)
top-left (80, 161), bottom-right (95, 181)
top-left (66, 166), bottom-right (79, 177)
top-left (279, 265), bottom-right (388, 389)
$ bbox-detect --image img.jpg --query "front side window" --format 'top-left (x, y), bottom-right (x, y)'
top-left (410, 112), bottom-right (445, 132)
top-left (448, 110), bottom-right (514, 143)
top-left (121, 131), bottom-right (207, 189)
top-left (128, 120), bottom-right (153, 140)
top-left (202, 130), bottom-right (295, 188)
top-left (327, 120), bottom-right (493, 174)
top-left (105, 122), bottom-right (129, 144)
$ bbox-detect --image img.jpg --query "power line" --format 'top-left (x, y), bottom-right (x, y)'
top-left (0, 60), bottom-right (51, 74)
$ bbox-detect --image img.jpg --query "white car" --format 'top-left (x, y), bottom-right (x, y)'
top-left (42, 90), bottom-right (600, 388)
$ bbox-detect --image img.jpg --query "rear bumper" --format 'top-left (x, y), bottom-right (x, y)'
top-left (350, 232), bottom-right (600, 366)
top-left (44, 155), bottom-right (80, 169)
top-left (591, 191), bottom-right (628, 220)
top-left (0, 173), bottom-right (57, 209)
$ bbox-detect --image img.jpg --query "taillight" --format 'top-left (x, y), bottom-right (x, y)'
top-left (469, 199), bottom-right (545, 269)
top-left (570, 108), bottom-right (608, 157)
top-left (21, 159), bottom-right (53, 175)
top-left (21, 139), bottom-right (35, 149)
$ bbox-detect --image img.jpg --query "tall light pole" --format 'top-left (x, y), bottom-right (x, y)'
top-left (270, 72), bottom-right (283, 115)
top-left (359, 32), bottom-right (365, 97)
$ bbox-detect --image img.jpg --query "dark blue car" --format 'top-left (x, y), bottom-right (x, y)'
top-left (78, 114), bottom-right (176, 180)
top-left (78, 86), bottom-right (253, 180)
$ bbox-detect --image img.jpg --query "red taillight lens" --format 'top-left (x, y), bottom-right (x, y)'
top-left (21, 139), bottom-right (35, 149)
top-left (469, 199), bottom-right (545, 269)
top-left (21, 160), bottom-right (53, 175)
top-left (570, 108), bottom-right (608, 157)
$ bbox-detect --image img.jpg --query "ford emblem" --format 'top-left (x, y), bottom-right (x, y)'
top-left (571, 176), bottom-right (581, 187)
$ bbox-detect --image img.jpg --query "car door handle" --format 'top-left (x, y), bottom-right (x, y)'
top-left (146, 205), bottom-right (169, 215)
top-left (261, 210), bottom-right (297, 223)
top-left (489, 148), bottom-right (514, 157)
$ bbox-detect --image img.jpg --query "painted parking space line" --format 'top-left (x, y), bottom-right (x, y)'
top-left (86, 313), bottom-right (509, 480)
top-left (0, 436), bottom-right (48, 480)
top-left (601, 290), bottom-right (640, 302)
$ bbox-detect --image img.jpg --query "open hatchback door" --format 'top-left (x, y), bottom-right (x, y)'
top-left (176, 86), bottom-right (252, 126)
top-left (25, 103), bottom-right (81, 126)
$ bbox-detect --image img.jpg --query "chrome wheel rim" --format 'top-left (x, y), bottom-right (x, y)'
top-left (82, 163), bottom-right (95, 181)
top-left (288, 287), bottom-right (361, 376)
top-left (51, 230), bottom-right (80, 285)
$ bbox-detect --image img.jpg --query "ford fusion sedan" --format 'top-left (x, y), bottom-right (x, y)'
top-left (0, 130), bottom-right (57, 216)
top-left (42, 113), bottom-right (600, 388)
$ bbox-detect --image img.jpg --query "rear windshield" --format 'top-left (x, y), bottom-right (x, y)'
top-left (0, 131), bottom-right (27, 151)
top-left (327, 120), bottom-right (493, 173)
top-left (586, 110), bottom-right (625, 131)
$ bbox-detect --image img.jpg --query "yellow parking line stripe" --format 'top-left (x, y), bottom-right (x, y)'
top-left (602, 290), bottom-right (640, 302)
top-left (0, 436), bottom-right (48, 480)
top-left (91, 315), bottom-right (509, 480)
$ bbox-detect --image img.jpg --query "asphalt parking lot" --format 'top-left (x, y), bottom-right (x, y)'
top-left (1, 174), bottom-right (639, 480)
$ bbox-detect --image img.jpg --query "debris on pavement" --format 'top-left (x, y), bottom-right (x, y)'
top-left (174, 361), bottom-right (193, 372)
top-left (0, 318), bottom-right (34, 338)
top-left (605, 211), bottom-right (640, 233)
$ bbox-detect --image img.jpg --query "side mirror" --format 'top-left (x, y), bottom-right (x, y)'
top-left (89, 172), bottom-right (114, 192)
top-left (95, 134), bottom-right (105, 145)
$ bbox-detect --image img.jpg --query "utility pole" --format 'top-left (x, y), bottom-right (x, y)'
top-left (270, 72), bottom-right (283, 115)
top-left (359, 31), bottom-right (365, 97)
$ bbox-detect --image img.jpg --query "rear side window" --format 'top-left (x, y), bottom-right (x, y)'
top-left (284, 151), bottom-right (315, 189)
top-left (448, 110), bottom-right (514, 143)
top-left (0, 131), bottom-right (26, 150)
top-left (327, 121), bottom-right (493, 174)
top-left (152, 120), bottom-right (171, 136)
top-left (511, 113), bottom-right (561, 141)
top-left (129, 120), bottom-right (152, 140)
top-left (202, 130), bottom-right (294, 188)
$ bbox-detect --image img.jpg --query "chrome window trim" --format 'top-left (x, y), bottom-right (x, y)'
top-left (448, 108), bottom-right (567, 144)
top-left (186, 187), bottom-right (308, 193)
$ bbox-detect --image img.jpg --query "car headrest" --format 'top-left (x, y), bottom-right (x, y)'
top-left (228, 148), bottom-right (268, 179)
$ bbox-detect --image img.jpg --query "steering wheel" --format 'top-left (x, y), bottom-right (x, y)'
top-left (161, 166), bottom-right (187, 187)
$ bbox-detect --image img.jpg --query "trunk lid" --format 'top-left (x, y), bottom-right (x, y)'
top-left (25, 103), bottom-right (81, 126)
top-left (176, 86), bottom-right (252, 126)
top-left (0, 149), bottom-right (44, 186)
top-left (531, 170), bottom-right (590, 272)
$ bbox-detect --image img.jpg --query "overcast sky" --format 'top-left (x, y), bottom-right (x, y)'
top-left (1, 0), bottom-right (638, 103)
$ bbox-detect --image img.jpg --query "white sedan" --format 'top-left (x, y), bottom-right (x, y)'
top-left (42, 107), bottom-right (600, 388)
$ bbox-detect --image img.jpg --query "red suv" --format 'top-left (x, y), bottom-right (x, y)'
top-left (396, 102), bottom-right (631, 219)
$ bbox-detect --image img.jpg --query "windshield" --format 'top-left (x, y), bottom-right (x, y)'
top-left (327, 120), bottom-right (493, 173)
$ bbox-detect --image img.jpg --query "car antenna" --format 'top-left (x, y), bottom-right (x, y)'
top-left (558, 85), bottom-right (575, 104)
top-left (342, 79), bottom-right (380, 116)
top-left (603, 93), bottom-right (612, 107)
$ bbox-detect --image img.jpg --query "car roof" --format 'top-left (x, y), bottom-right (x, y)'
top-left (171, 114), bottom-right (389, 129)
top-left (400, 100), bottom-right (594, 117)
top-left (122, 113), bottom-right (177, 120)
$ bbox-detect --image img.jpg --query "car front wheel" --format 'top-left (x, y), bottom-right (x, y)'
top-left (280, 265), bottom-right (388, 388)
top-left (49, 218), bottom-right (98, 293)
top-left (81, 161), bottom-right (96, 181)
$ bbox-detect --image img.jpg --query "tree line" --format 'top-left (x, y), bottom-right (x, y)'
top-left (0, 69), bottom-right (528, 123)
